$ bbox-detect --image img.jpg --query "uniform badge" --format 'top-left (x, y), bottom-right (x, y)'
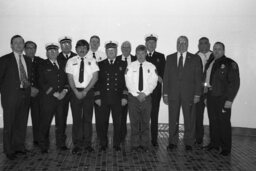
top-left (221, 64), bottom-right (225, 69)
top-left (88, 62), bottom-right (91, 65)
top-left (119, 67), bottom-right (122, 71)
top-left (148, 69), bottom-right (150, 73)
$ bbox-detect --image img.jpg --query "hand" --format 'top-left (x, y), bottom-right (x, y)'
top-left (137, 92), bottom-right (146, 102)
top-left (46, 87), bottom-right (53, 95)
top-left (31, 87), bottom-right (39, 97)
top-left (57, 90), bottom-right (67, 100)
top-left (74, 90), bottom-right (83, 100)
top-left (224, 101), bottom-right (232, 108)
top-left (121, 99), bottom-right (128, 106)
top-left (193, 96), bottom-right (200, 104)
top-left (163, 95), bottom-right (168, 105)
top-left (95, 99), bottom-right (101, 106)
top-left (53, 92), bottom-right (60, 99)
top-left (158, 76), bottom-right (163, 83)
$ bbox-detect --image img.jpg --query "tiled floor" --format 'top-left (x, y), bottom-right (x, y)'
top-left (0, 124), bottom-right (255, 171)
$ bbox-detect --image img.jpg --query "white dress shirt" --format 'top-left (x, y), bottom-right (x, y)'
top-left (197, 51), bottom-right (212, 72)
top-left (66, 55), bottom-right (99, 88)
top-left (87, 50), bottom-right (107, 62)
top-left (121, 55), bottom-right (132, 66)
top-left (125, 60), bottom-right (158, 96)
top-left (177, 52), bottom-right (187, 67)
top-left (14, 52), bottom-right (28, 76)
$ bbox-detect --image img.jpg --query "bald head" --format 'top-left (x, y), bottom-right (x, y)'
top-left (177, 36), bottom-right (189, 53)
top-left (121, 41), bottom-right (132, 57)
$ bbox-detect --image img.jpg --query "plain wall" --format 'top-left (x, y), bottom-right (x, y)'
top-left (0, 0), bottom-right (255, 128)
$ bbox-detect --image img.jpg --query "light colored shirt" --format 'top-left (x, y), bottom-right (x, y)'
top-left (197, 51), bottom-right (212, 72)
top-left (125, 60), bottom-right (158, 96)
top-left (121, 55), bottom-right (132, 66)
top-left (87, 50), bottom-right (107, 62)
top-left (205, 59), bottom-right (215, 87)
top-left (177, 52), bottom-right (187, 66)
top-left (65, 55), bottom-right (99, 88)
top-left (108, 58), bottom-right (116, 64)
top-left (14, 52), bottom-right (28, 76)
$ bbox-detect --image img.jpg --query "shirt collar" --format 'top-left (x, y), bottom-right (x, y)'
top-left (147, 51), bottom-right (154, 56)
top-left (63, 52), bottom-right (71, 58)
top-left (108, 58), bottom-right (116, 64)
top-left (122, 55), bottom-right (131, 61)
top-left (178, 51), bottom-right (187, 58)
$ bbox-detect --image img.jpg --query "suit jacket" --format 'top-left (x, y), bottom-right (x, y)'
top-left (94, 59), bottom-right (127, 104)
top-left (146, 51), bottom-right (166, 80)
top-left (0, 52), bottom-right (32, 104)
top-left (38, 58), bottom-right (68, 96)
top-left (163, 52), bottom-right (202, 101)
top-left (57, 51), bottom-right (77, 65)
top-left (25, 56), bottom-right (44, 89)
top-left (116, 54), bottom-right (136, 68)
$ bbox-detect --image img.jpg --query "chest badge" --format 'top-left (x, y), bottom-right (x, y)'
top-left (221, 64), bottom-right (225, 69)
top-left (148, 69), bottom-right (150, 73)
top-left (119, 67), bottom-right (123, 71)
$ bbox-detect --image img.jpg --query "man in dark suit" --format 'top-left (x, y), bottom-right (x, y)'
top-left (0, 35), bottom-right (32, 160)
top-left (38, 43), bottom-right (69, 153)
top-left (94, 41), bottom-right (127, 152)
top-left (145, 34), bottom-right (166, 147)
top-left (116, 41), bottom-right (136, 144)
top-left (163, 36), bottom-right (202, 151)
top-left (57, 36), bottom-right (77, 149)
top-left (24, 41), bottom-right (44, 146)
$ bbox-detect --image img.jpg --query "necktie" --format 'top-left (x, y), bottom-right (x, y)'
top-left (65, 54), bottom-right (69, 59)
top-left (149, 52), bottom-right (152, 57)
top-left (93, 53), bottom-right (96, 59)
top-left (125, 57), bottom-right (127, 62)
top-left (53, 62), bottom-right (59, 70)
top-left (138, 63), bottom-right (143, 91)
top-left (178, 54), bottom-right (183, 70)
top-left (79, 58), bottom-right (84, 83)
top-left (110, 60), bottom-right (113, 65)
top-left (19, 55), bottom-right (28, 88)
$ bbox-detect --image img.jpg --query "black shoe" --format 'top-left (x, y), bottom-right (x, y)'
top-left (113, 146), bottom-right (121, 151)
top-left (72, 147), bottom-right (81, 154)
top-left (6, 153), bottom-right (16, 160)
top-left (185, 145), bottom-right (192, 151)
top-left (99, 146), bottom-right (107, 152)
top-left (220, 150), bottom-right (230, 156)
top-left (167, 144), bottom-right (177, 150)
top-left (152, 142), bottom-right (159, 147)
top-left (58, 146), bottom-right (69, 151)
top-left (85, 146), bottom-right (95, 153)
top-left (41, 149), bottom-right (48, 154)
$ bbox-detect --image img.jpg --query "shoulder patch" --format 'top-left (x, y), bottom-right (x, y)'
top-left (231, 62), bottom-right (238, 70)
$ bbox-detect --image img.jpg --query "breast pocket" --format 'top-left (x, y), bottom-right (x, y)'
top-left (217, 68), bottom-right (227, 80)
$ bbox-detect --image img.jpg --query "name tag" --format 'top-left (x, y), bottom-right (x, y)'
top-left (73, 63), bottom-right (78, 66)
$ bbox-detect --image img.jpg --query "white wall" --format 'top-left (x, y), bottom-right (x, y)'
top-left (0, 0), bottom-right (255, 128)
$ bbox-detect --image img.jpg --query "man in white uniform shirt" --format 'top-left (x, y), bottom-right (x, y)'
top-left (125, 45), bottom-right (158, 152)
top-left (87, 35), bottom-right (107, 62)
top-left (66, 39), bottom-right (99, 154)
top-left (195, 37), bottom-right (214, 146)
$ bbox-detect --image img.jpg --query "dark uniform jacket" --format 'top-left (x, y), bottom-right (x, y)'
top-left (207, 55), bottom-right (240, 102)
top-left (116, 55), bottom-right (137, 67)
top-left (57, 51), bottom-right (77, 66)
top-left (26, 56), bottom-right (44, 89)
top-left (94, 59), bottom-right (127, 104)
top-left (38, 59), bottom-right (69, 96)
top-left (0, 53), bottom-right (32, 102)
top-left (146, 51), bottom-right (166, 80)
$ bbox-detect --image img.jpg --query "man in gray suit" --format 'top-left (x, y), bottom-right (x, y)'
top-left (163, 36), bottom-right (202, 151)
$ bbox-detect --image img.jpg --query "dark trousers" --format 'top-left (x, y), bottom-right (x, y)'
top-left (60, 92), bottom-right (71, 146)
top-left (30, 95), bottom-right (40, 143)
top-left (195, 94), bottom-right (206, 144)
top-left (168, 95), bottom-right (196, 146)
top-left (70, 89), bottom-right (94, 148)
top-left (2, 89), bottom-right (30, 155)
top-left (120, 104), bottom-right (128, 142)
top-left (150, 83), bottom-right (162, 144)
top-left (207, 92), bottom-right (232, 152)
top-left (97, 102), bottom-right (122, 147)
top-left (38, 94), bottom-right (65, 150)
top-left (128, 94), bottom-right (151, 147)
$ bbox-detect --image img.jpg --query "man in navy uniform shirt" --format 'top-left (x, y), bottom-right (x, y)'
top-left (145, 34), bottom-right (166, 147)
top-left (24, 41), bottom-right (44, 146)
top-left (205, 42), bottom-right (240, 156)
top-left (38, 43), bottom-right (69, 153)
top-left (94, 41), bottom-right (127, 152)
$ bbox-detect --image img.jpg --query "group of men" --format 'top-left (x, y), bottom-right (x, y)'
top-left (0, 34), bottom-right (240, 160)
